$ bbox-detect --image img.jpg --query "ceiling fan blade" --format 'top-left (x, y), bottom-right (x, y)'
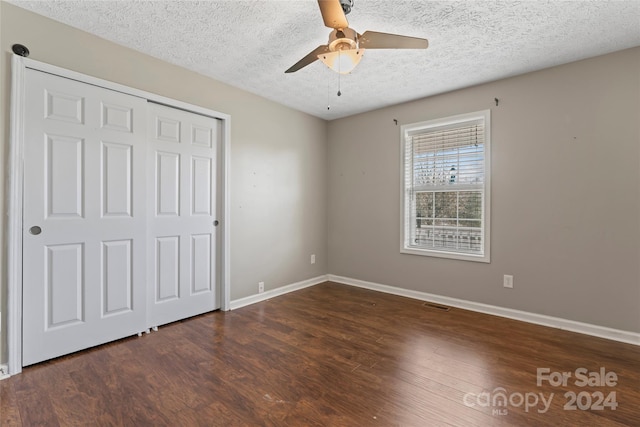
top-left (317, 0), bottom-right (349, 29)
top-left (359, 31), bottom-right (429, 49)
top-left (285, 45), bottom-right (330, 73)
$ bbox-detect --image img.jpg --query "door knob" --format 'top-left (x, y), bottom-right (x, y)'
top-left (213, 220), bottom-right (219, 226)
top-left (29, 226), bottom-right (42, 235)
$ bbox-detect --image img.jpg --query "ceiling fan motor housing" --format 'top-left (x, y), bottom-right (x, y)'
top-left (328, 28), bottom-right (358, 51)
top-left (340, 0), bottom-right (354, 15)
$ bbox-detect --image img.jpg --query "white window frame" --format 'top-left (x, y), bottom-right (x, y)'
top-left (400, 110), bottom-right (491, 263)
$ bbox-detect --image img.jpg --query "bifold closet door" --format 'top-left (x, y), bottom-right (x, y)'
top-left (22, 69), bottom-right (148, 366)
top-left (147, 103), bottom-right (220, 327)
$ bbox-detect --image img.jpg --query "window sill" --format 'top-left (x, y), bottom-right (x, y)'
top-left (401, 246), bottom-right (491, 263)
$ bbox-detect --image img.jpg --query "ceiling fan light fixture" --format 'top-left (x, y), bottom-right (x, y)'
top-left (318, 48), bottom-right (365, 74)
top-left (284, 0), bottom-right (428, 74)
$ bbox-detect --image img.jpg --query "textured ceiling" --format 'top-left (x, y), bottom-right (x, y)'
top-left (9, 0), bottom-right (640, 120)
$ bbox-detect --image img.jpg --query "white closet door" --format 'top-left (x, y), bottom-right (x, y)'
top-left (22, 69), bottom-right (148, 366)
top-left (147, 103), bottom-right (219, 327)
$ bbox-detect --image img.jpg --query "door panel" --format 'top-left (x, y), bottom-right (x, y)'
top-left (102, 239), bottom-right (133, 315)
top-left (147, 103), bottom-right (219, 327)
top-left (46, 135), bottom-right (84, 217)
top-left (101, 103), bottom-right (133, 133)
top-left (102, 142), bottom-right (133, 217)
top-left (192, 156), bottom-right (212, 215)
top-left (156, 151), bottom-right (181, 216)
top-left (45, 243), bottom-right (84, 328)
top-left (192, 234), bottom-right (212, 294)
top-left (22, 69), bottom-right (148, 366)
top-left (156, 236), bottom-right (180, 302)
top-left (45, 90), bottom-right (84, 123)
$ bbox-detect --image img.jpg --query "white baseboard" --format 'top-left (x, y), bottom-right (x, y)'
top-left (327, 274), bottom-right (640, 346)
top-left (230, 275), bottom-right (328, 310)
top-left (0, 364), bottom-right (9, 380)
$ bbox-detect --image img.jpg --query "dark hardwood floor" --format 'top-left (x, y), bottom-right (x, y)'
top-left (1, 281), bottom-right (639, 426)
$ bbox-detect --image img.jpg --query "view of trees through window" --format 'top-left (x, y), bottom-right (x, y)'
top-left (413, 191), bottom-right (483, 252)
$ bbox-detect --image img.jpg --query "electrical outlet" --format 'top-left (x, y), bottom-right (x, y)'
top-left (503, 275), bottom-right (514, 289)
top-left (311, 254), bottom-right (316, 264)
top-left (258, 281), bottom-right (265, 293)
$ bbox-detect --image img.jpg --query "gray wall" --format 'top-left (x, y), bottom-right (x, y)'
top-left (0, 3), bottom-right (327, 364)
top-left (328, 47), bottom-right (640, 333)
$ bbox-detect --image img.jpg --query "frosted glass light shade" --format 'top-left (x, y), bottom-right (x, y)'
top-left (318, 49), bottom-right (365, 74)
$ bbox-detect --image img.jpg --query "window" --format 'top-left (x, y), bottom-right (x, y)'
top-left (401, 110), bottom-right (490, 262)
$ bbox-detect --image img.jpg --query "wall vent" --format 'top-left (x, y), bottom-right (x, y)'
top-left (422, 302), bottom-right (451, 311)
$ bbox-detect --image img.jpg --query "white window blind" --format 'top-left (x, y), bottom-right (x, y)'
top-left (401, 110), bottom-right (490, 262)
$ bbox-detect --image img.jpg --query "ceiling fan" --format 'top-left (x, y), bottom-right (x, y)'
top-left (285, 0), bottom-right (429, 74)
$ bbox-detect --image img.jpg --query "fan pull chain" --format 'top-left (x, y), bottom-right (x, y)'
top-left (328, 65), bottom-right (342, 111)
top-left (337, 51), bottom-right (342, 96)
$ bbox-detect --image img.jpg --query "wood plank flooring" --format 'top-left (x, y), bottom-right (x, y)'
top-left (1, 281), bottom-right (639, 426)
